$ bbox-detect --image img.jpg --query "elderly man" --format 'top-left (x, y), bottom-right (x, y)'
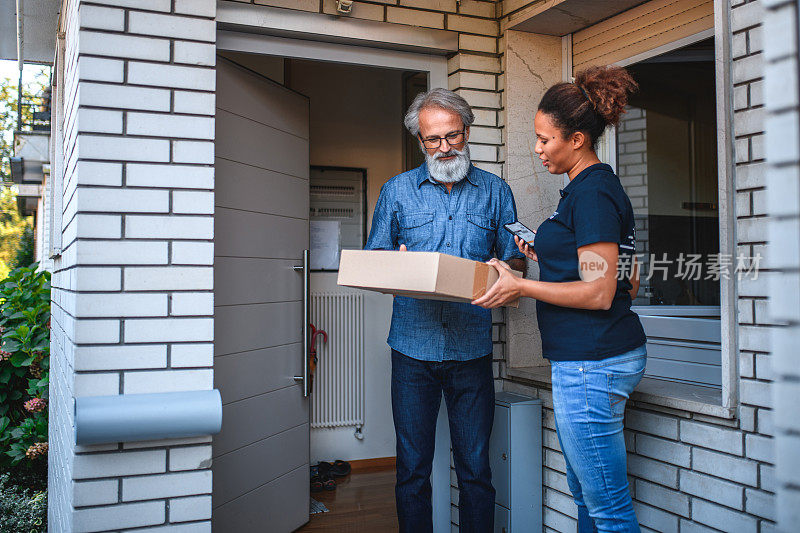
top-left (365, 88), bottom-right (526, 532)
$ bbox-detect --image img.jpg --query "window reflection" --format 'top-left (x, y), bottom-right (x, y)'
top-left (617, 38), bottom-right (720, 307)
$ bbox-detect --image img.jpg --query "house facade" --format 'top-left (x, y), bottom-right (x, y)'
top-left (12, 0), bottom-right (796, 531)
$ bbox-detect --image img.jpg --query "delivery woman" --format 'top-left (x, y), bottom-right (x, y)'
top-left (474, 65), bottom-right (646, 532)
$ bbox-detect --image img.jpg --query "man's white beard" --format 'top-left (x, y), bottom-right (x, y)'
top-left (425, 144), bottom-right (471, 184)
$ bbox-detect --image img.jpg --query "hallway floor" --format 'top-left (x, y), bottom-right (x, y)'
top-left (297, 462), bottom-right (398, 532)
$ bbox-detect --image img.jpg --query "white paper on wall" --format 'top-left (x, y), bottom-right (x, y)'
top-left (311, 220), bottom-right (341, 270)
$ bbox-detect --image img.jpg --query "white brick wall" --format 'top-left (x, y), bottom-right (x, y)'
top-left (49, 0), bottom-right (217, 530)
top-left (617, 109), bottom-right (650, 303)
top-left (49, 2), bottom-right (81, 529)
top-left (763, 0), bottom-right (800, 531)
top-left (45, 0), bottom-right (793, 530)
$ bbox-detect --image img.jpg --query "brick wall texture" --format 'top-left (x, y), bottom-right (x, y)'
top-left (617, 108), bottom-right (650, 303)
top-left (45, 0), bottom-right (792, 531)
top-left (763, 0), bottom-right (800, 531)
top-left (48, 0), bottom-right (217, 530)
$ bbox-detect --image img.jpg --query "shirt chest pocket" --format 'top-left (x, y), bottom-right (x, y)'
top-left (399, 212), bottom-right (434, 250)
top-left (465, 213), bottom-right (496, 260)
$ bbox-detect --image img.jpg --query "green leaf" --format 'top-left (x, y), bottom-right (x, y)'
top-left (9, 352), bottom-right (33, 367)
top-left (31, 343), bottom-right (47, 354)
top-left (0, 253), bottom-right (51, 462)
top-left (7, 445), bottom-right (26, 464)
top-left (2, 339), bottom-right (21, 351)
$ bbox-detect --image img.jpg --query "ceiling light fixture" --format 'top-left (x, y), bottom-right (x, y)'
top-left (336, 0), bottom-right (354, 14)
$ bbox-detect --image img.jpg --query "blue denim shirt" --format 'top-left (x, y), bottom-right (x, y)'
top-left (365, 163), bottom-right (524, 361)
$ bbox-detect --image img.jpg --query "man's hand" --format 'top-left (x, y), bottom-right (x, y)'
top-left (472, 258), bottom-right (521, 308)
top-left (399, 244), bottom-right (407, 251)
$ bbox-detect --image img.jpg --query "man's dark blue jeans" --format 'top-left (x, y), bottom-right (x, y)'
top-left (391, 349), bottom-right (495, 533)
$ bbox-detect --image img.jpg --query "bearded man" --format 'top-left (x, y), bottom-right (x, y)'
top-left (365, 88), bottom-right (526, 532)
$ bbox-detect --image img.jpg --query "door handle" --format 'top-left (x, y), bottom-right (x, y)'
top-left (293, 250), bottom-right (310, 397)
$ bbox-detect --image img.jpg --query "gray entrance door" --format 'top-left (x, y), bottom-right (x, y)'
top-left (212, 57), bottom-right (311, 531)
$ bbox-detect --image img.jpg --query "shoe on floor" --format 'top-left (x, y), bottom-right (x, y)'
top-left (321, 473), bottom-right (337, 491)
top-left (317, 460), bottom-right (351, 478)
top-left (330, 460), bottom-right (351, 477)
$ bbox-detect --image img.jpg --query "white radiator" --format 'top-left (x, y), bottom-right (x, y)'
top-left (310, 291), bottom-right (365, 429)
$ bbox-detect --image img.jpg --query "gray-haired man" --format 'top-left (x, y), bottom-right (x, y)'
top-left (365, 88), bottom-right (525, 532)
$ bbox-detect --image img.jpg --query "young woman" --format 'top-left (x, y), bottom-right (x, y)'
top-left (474, 65), bottom-right (646, 532)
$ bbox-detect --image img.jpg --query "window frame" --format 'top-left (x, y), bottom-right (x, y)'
top-left (563, 13), bottom-right (737, 414)
top-left (48, 33), bottom-right (65, 259)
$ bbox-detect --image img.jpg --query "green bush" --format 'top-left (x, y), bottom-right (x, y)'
top-left (0, 472), bottom-right (47, 533)
top-left (0, 264), bottom-right (50, 467)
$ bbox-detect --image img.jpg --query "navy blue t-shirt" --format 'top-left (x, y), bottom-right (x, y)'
top-left (533, 163), bottom-right (646, 361)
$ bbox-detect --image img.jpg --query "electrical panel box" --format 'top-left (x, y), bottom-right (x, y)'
top-left (309, 167), bottom-right (366, 270)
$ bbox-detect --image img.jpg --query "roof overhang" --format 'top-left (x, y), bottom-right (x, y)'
top-left (10, 156), bottom-right (46, 184)
top-left (217, 0), bottom-right (459, 55)
top-left (11, 131), bottom-right (49, 184)
top-left (14, 183), bottom-right (42, 218)
top-left (0, 0), bottom-right (61, 64)
top-left (504, 0), bottom-right (650, 36)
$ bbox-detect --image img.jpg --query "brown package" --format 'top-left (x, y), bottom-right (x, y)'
top-left (337, 250), bottom-right (520, 308)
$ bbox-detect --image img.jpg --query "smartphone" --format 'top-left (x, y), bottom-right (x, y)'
top-left (503, 221), bottom-right (537, 246)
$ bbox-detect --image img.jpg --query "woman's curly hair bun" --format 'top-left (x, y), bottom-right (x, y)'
top-left (538, 65), bottom-right (638, 150)
top-left (574, 65), bottom-right (638, 128)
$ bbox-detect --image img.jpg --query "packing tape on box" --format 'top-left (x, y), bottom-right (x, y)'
top-left (473, 262), bottom-right (490, 299)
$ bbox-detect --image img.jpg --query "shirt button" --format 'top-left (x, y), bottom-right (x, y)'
top-left (578, 367), bottom-right (584, 372)
top-left (446, 242), bottom-right (451, 247)
top-left (448, 215), bottom-right (453, 220)
top-left (442, 323), bottom-right (448, 328)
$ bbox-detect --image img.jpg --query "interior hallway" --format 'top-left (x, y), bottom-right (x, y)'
top-left (297, 460), bottom-right (398, 532)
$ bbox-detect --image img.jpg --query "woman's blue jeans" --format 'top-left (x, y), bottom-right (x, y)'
top-left (551, 345), bottom-right (647, 533)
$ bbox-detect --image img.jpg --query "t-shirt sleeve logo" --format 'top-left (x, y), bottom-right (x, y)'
top-left (620, 224), bottom-right (635, 251)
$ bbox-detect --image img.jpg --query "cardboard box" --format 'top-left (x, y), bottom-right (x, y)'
top-left (337, 250), bottom-right (520, 307)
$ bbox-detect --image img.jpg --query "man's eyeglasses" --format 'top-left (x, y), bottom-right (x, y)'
top-left (418, 129), bottom-right (467, 149)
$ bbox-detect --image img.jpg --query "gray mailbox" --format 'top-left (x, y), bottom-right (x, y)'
top-left (75, 389), bottom-right (222, 446)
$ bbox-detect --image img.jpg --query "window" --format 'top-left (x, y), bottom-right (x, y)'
top-left (615, 38), bottom-right (723, 388)
top-left (500, 1), bottom-right (735, 415)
